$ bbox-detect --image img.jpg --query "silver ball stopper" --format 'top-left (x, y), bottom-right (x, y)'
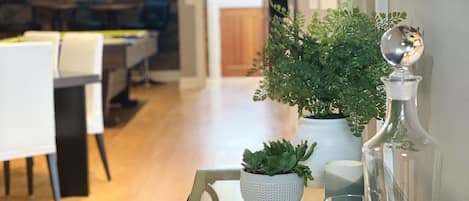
top-left (381, 25), bottom-right (424, 67)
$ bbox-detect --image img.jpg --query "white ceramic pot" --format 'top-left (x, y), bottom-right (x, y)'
top-left (293, 118), bottom-right (362, 187)
top-left (240, 170), bottom-right (304, 201)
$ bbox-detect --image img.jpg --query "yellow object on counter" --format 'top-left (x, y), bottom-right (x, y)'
top-left (0, 30), bottom-right (147, 44)
top-left (0, 36), bottom-right (24, 43)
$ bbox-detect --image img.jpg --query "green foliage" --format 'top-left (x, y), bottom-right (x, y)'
top-left (248, 4), bottom-right (405, 136)
top-left (242, 139), bottom-right (317, 185)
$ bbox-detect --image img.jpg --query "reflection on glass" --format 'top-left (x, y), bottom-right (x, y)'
top-left (363, 25), bottom-right (441, 201)
top-left (326, 194), bottom-right (364, 201)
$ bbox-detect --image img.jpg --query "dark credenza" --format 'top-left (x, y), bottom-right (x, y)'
top-left (102, 31), bottom-right (158, 125)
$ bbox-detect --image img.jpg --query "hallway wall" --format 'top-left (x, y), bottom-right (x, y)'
top-left (178, 0), bottom-right (207, 88)
top-left (178, 0), bottom-right (197, 77)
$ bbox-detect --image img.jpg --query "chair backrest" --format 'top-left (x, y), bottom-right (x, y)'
top-left (59, 33), bottom-right (103, 76)
top-left (59, 33), bottom-right (104, 134)
top-left (0, 42), bottom-right (56, 161)
top-left (24, 31), bottom-right (60, 77)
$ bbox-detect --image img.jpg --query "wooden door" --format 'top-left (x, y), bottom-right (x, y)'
top-left (220, 8), bottom-right (264, 77)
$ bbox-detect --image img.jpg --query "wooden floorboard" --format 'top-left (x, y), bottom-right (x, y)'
top-left (0, 78), bottom-right (301, 201)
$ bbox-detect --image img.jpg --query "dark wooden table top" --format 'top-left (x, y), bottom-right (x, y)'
top-left (28, 0), bottom-right (76, 10)
top-left (54, 71), bottom-right (100, 89)
top-left (88, 3), bottom-right (136, 12)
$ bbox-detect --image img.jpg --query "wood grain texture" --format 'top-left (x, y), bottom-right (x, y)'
top-left (88, 4), bottom-right (135, 12)
top-left (221, 8), bottom-right (264, 77)
top-left (0, 78), bottom-right (322, 201)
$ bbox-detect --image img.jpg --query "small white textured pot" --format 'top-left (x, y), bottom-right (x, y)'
top-left (240, 170), bottom-right (304, 201)
top-left (293, 118), bottom-right (362, 187)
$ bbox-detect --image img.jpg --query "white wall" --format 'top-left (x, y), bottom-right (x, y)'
top-left (207, 0), bottom-right (263, 79)
top-left (375, 0), bottom-right (388, 13)
top-left (388, 0), bottom-right (469, 200)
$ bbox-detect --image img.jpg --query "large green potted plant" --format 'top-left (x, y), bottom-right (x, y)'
top-left (248, 4), bottom-right (405, 187)
top-left (240, 140), bottom-right (317, 201)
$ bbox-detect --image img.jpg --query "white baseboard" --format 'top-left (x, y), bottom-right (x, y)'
top-left (132, 70), bottom-right (180, 83)
top-left (179, 77), bottom-right (206, 89)
top-left (149, 70), bottom-right (180, 82)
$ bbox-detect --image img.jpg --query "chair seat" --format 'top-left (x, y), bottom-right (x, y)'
top-left (0, 145), bottom-right (55, 162)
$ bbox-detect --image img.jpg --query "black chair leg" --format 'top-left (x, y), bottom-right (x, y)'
top-left (46, 154), bottom-right (61, 201)
top-left (3, 161), bottom-right (10, 196)
top-left (95, 134), bottom-right (112, 181)
top-left (26, 157), bottom-right (34, 196)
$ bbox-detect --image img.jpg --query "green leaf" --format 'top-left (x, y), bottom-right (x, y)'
top-left (301, 141), bottom-right (317, 161)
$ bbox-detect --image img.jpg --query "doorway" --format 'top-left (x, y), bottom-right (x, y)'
top-left (220, 8), bottom-right (264, 77)
top-left (207, 0), bottom-right (267, 78)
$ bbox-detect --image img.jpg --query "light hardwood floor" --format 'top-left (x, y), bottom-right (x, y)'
top-left (1, 78), bottom-right (305, 201)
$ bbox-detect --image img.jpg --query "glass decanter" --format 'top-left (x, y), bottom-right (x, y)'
top-left (363, 26), bottom-right (441, 201)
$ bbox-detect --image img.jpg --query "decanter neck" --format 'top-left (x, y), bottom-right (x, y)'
top-left (384, 98), bottom-right (419, 124)
top-left (382, 68), bottom-right (421, 100)
top-left (377, 76), bottom-right (434, 147)
top-left (382, 76), bottom-right (421, 126)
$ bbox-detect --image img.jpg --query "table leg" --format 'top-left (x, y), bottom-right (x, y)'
top-left (54, 86), bottom-right (89, 197)
top-left (143, 58), bottom-right (163, 86)
top-left (143, 58), bottom-right (151, 88)
top-left (111, 69), bottom-right (138, 108)
top-left (102, 71), bottom-right (113, 126)
top-left (102, 68), bottom-right (128, 126)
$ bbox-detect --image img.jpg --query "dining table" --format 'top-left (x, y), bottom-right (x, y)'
top-left (54, 70), bottom-right (100, 197)
top-left (0, 30), bottom-right (159, 126)
top-left (0, 36), bottom-right (98, 196)
top-left (0, 30), bottom-right (158, 196)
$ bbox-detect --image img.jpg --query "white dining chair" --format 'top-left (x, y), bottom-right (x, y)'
top-left (0, 43), bottom-right (61, 201)
top-left (59, 33), bottom-right (112, 181)
top-left (22, 31), bottom-right (61, 196)
top-left (23, 31), bottom-right (61, 77)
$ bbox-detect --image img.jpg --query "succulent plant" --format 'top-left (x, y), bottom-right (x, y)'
top-left (242, 139), bottom-right (317, 185)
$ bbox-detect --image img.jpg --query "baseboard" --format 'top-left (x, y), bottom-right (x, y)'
top-left (179, 77), bottom-right (206, 89)
top-left (131, 70), bottom-right (180, 83)
top-left (149, 70), bottom-right (180, 82)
